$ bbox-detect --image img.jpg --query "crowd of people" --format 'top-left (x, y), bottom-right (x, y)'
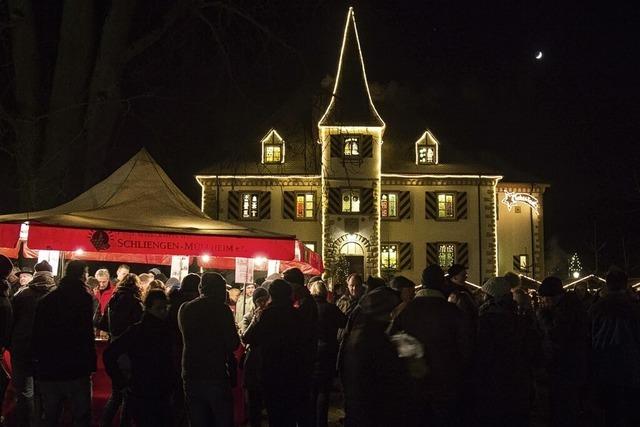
top-left (0, 253), bottom-right (639, 427)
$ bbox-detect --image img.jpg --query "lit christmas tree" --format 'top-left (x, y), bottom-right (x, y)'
top-left (569, 252), bottom-right (582, 279)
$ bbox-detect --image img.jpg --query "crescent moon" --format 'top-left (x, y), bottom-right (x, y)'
top-left (535, 51), bottom-right (543, 60)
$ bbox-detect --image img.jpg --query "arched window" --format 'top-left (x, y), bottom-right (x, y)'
top-left (344, 137), bottom-right (360, 157)
top-left (340, 242), bottom-right (364, 256)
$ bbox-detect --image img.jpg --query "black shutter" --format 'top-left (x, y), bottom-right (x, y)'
top-left (456, 192), bottom-right (468, 220)
top-left (228, 191), bottom-right (240, 220)
top-left (360, 188), bottom-right (374, 214)
top-left (259, 192), bottom-right (271, 219)
top-left (426, 242), bottom-right (438, 266)
top-left (425, 192), bottom-right (437, 219)
top-left (398, 243), bottom-right (413, 271)
top-left (283, 191), bottom-right (296, 219)
top-left (330, 136), bottom-right (342, 157)
top-left (360, 135), bottom-right (373, 157)
top-left (398, 191), bottom-right (411, 219)
top-left (456, 242), bottom-right (469, 267)
top-left (328, 188), bottom-right (341, 214)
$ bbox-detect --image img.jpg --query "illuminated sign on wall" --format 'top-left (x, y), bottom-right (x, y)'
top-left (501, 192), bottom-right (539, 214)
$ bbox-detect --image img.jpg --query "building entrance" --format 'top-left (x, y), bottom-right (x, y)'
top-left (340, 242), bottom-right (365, 276)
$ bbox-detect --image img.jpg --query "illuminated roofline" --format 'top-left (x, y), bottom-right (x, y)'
top-left (196, 175), bottom-right (322, 180)
top-left (563, 274), bottom-right (606, 289)
top-left (317, 7), bottom-right (386, 132)
top-left (518, 274), bottom-right (542, 284)
top-left (382, 173), bottom-right (503, 180)
top-left (415, 130), bottom-right (440, 165)
top-left (260, 128), bottom-right (286, 165)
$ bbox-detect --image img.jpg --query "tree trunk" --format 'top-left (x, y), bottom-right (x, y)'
top-left (41, 0), bottom-right (97, 206)
top-left (8, 0), bottom-right (43, 209)
top-left (83, 0), bottom-right (138, 189)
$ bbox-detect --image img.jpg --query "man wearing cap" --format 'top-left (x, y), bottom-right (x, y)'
top-left (178, 272), bottom-right (239, 427)
top-left (389, 265), bottom-right (473, 426)
top-left (11, 260), bottom-right (56, 425)
top-left (536, 276), bottom-right (589, 427)
top-left (474, 276), bottom-right (541, 426)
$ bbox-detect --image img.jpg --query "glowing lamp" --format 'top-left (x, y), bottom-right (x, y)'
top-left (254, 256), bottom-right (267, 266)
top-left (74, 249), bottom-right (84, 256)
top-left (201, 255), bottom-right (211, 262)
top-left (572, 271), bottom-right (580, 279)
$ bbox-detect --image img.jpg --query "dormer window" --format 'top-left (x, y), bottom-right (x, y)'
top-left (344, 137), bottom-right (360, 157)
top-left (415, 130), bottom-right (439, 165)
top-left (261, 129), bottom-right (285, 164)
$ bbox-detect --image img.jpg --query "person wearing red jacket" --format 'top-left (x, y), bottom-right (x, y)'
top-left (94, 268), bottom-right (114, 316)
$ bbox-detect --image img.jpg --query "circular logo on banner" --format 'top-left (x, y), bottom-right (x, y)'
top-left (89, 230), bottom-right (112, 251)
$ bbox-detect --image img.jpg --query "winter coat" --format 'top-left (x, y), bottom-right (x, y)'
top-left (32, 277), bottom-right (96, 381)
top-left (589, 291), bottom-right (640, 387)
top-left (106, 287), bottom-right (143, 339)
top-left (242, 301), bottom-right (303, 391)
top-left (340, 286), bottom-right (406, 427)
top-left (10, 272), bottom-right (55, 370)
top-left (313, 296), bottom-right (346, 384)
top-left (388, 288), bottom-right (473, 403)
top-left (536, 292), bottom-right (590, 385)
top-left (178, 295), bottom-right (239, 383)
top-left (104, 312), bottom-right (179, 398)
top-left (0, 280), bottom-right (12, 349)
top-left (234, 293), bottom-right (254, 326)
top-left (167, 286), bottom-right (199, 361)
top-left (474, 297), bottom-right (542, 417)
top-left (291, 283), bottom-right (319, 382)
top-left (240, 309), bottom-right (262, 390)
top-left (336, 294), bottom-right (358, 318)
top-left (94, 284), bottom-right (115, 315)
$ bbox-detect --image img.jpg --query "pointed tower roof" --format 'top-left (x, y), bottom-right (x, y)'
top-left (318, 8), bottom-right (385, 129)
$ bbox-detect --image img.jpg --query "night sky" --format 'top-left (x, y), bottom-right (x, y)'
top-left (4, 0), bottom-right (640, 275)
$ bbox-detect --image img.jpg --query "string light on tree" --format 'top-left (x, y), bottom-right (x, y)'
top-left (569, 252), bottom-right (582, 279)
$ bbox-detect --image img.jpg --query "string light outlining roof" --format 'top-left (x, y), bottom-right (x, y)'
top-left (318, 7), bottom-right (385, 130)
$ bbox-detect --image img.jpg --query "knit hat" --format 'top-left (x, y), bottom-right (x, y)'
top-left (0, 255), bottom-right (12, 279)
top-left (148, 268), bottom-right (162, 276)
top-left (421, 265), bottom-right (445, 290)
top-left (34, 260), bottom-right (53, 272)
top-left (447, 264), bottom-right (466, 277)
top-left (252, 287), bottom-right (269, 304)
top-left (269, 279), bottom-right (292, 303)
top-left (538, 277), bottom-right (564, 297)
top-left (481, 277), bottom-right (512, 298)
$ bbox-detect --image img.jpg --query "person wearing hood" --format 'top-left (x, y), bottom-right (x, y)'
top-left (340, 277), bottom-right (406, 427)
top-left (32, 260), bottom-right (96, 426)
top-left (473, 277), bottom-right (541, 427)
top-left (0, 255), bottom-right (13, 426)
top-left (104, 289), bottom-right (178, 427)
top-left (389, 265), bottom-right (473, 427)
top-left (243, 279), bottom-right (302, 427)
top-left (179, 272), bottom-right (239, 427)
top-left (536, 276), bottom-right (590, 427)
top-left (101, 273), bottom-right (143, 427)
top-left (11, 260), bottom-right (56, 425)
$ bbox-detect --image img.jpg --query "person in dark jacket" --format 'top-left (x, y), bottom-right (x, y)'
top-left (179, 272), bottom-right (239, 427)
top-left (536, 276), bottom-right (590, 427)
top-left (243, 279), bottom-right (303, 427)
top-left (310, 281), bottom-right (346, 427)
top-left (32, 260), bottom-right (96, 427)
top-left (240, 287), bottom-right (270, 427)
top-left (283, 267), bottom-right (318, 427)
top-left (11, 260), bottom-right (56, 426)
top-left (589, 269), bottom-right (640, 427)
top-left (390, 275), bottom-right (416, 318)
top-left (101, 273), bottom-right (143, 427)
top-left (474, 277), bottom-right (542, 427)
top-left (336, 273), bottom-right (364, 317)
top-left (388, 265), bottom-right (473, 427)
top-left (104, 289), bottom-right (178, 427)
top-left (0, 255), bottom-right (13, 426)
top-left (340, 278), bottom-right (405, 427)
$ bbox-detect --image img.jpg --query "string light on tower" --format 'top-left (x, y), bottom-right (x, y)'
top-left (569, 252), bottom-right (582, 279)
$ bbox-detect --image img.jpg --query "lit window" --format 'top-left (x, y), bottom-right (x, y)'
top-left (296, 193), bottom-right (315, 219)
top-left (418, 146), bottom-right (428, 164)
top-left (381, 193), bottom-right (398, 218)
top-left (264, 144), bottom-right (282, 163)
top-left (242, 193), bottom-right (259, 218)
top-left (427, 147), bottom-right (434, 163)
top-left (304, 242), bottom-right (316, 252)
top-left (519, 254), bottom-right (528, 270)
top-left (341, 189), bottom-right (360, 213)
top-left (344, 137), bottom-right (360, 157)
top-left (381, 244), bottom-right (398, 270)
top-left (437, 193), bottom-right (455, 219)
top-left (438, 243), bottom-right (456, 268)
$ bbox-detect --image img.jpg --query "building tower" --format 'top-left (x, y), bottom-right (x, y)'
top-left (318, 7), bottom-right (385, 277)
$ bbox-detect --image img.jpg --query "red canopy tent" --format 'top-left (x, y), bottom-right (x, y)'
top-left (0, 149), bottom-right (323, 275)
